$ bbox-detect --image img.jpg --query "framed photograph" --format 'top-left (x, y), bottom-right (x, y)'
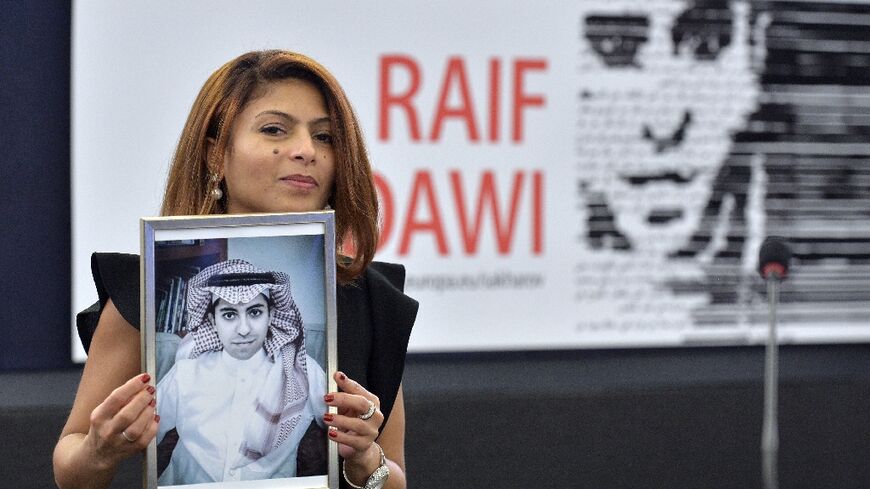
top-left (140, 212), bottom-right (338, 489)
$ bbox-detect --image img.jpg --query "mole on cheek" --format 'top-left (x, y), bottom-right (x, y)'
top-left (273, 148), bottom-right (279, 155)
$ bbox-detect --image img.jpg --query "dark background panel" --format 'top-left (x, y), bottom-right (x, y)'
top-left (0, 0), bottom-right (72, 370)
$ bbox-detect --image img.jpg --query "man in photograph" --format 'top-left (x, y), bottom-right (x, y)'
top-left (156, 259), bottom-right (327, 484)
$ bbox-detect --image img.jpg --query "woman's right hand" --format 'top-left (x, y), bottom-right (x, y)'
top-left (84, 372), bottom-right (160, 469)
top-left (55, 299), bottom-right (150, 489)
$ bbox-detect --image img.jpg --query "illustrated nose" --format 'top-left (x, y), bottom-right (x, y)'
top-left (290, 132), bottom-right (317, 164)
top-left (641, 110), bottom-right (693, 153)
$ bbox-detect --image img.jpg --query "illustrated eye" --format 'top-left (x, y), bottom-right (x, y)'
top-left (671, 2), bottom-right (732, 61)
top-left (584, 14), bottom-right (649, 68)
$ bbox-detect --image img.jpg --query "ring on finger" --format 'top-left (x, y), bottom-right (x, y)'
top-left (121, 430), bottom-right (136, 442)
top-left (359, 400), bottom-right (377, 421)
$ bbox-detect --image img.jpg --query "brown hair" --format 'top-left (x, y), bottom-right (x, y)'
top-left (160, 50), bottom-right (378, 283)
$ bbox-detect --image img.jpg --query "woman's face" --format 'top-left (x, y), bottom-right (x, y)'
top-left (211, 293), bottom-right (272, 360)
top-left (222, 78), bottom-right (336, 214)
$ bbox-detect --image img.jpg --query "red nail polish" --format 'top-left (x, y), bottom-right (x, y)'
top-left (338, 372), bottom-right (347, 381)
top-left (324, 394), bottom-right (334, 403)
top-left (149, 398), bottom-right (156, 407)
top-left (154, 414), bottom-right (161, 423)
top-left (328, 429), bottom-right (338, 438)
top-left (141, 373), bottom-right (151, 383)
top-left (147, 385), bottom-right (156, 395)
top-left (323, 413), bottom-right (334, 422)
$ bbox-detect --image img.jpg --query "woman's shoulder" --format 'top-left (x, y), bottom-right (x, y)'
top-left (367, 260), bottom-right (418, 316)
top-left (76, 252), bottom-right (141, 352)
top-left (338, 260), bottom-right (417, 324)
top-left (364, 261), bottom-right (416, 306)
top-left (366, 261), bottom-right (407, 289)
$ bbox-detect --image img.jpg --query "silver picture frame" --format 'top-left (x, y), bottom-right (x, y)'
top-left (141, 212), bottom-right (338, 489)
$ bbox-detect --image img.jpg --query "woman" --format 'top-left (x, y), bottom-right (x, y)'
top-left (54, 50), bottom-right (417, 489)
top-left (156, 259), bottom-right (327, 483)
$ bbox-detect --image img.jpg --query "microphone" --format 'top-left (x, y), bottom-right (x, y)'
top-left (759, 236), bottom-right (792, 280)
top-left (758, 236), bottom-right (791, 489)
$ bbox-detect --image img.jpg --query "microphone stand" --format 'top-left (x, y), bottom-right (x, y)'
top-left (761, 274), bottom-right (780, 489)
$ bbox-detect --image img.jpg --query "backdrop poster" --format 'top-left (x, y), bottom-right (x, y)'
top-left (73, 0), bottom-right (870, 360)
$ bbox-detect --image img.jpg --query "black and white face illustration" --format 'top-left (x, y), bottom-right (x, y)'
top-left (578, 0), bottom-right (763, 258)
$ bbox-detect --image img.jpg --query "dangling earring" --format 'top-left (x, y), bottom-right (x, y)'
top-left (209, 172), bottom-right (223, 200)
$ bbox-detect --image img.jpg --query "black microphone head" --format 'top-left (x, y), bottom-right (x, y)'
top-left (758, 236), bottom-right (792, 279)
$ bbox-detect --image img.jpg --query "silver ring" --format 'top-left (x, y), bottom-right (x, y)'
top-left (121, 430), bottom-right (136, 442)
top-left (359, 400), bottom-right (376, 421)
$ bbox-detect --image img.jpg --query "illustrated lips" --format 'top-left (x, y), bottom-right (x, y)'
top-left (281, 174), bottom-right (318, 188)
top-left (621, 171), bottom-right (697, 186)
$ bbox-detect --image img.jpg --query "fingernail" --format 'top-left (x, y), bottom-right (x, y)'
top-left (338, 372), bottom-right (347, 381)
top-left (328, 428), bottom-right (338, 438)
top-left (141, 373), bottom-right (151, 383)
top-left (154, 414), bottom-right (161, 423)
top-left (149, 398), bottom-right (156, 407)
top-left (323, 413), bottom-right (334, 422)
top-left (324, 394), bottom-right (334, 403)
top-left (147, 385), bottom-right (156, 395)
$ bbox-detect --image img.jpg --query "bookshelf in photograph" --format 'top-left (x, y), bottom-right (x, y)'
top-left (154, 239), bottom-right (227, 335)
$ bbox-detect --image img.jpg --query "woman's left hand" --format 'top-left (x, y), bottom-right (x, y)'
top-left (322, 371), bottom-right (384, 462)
